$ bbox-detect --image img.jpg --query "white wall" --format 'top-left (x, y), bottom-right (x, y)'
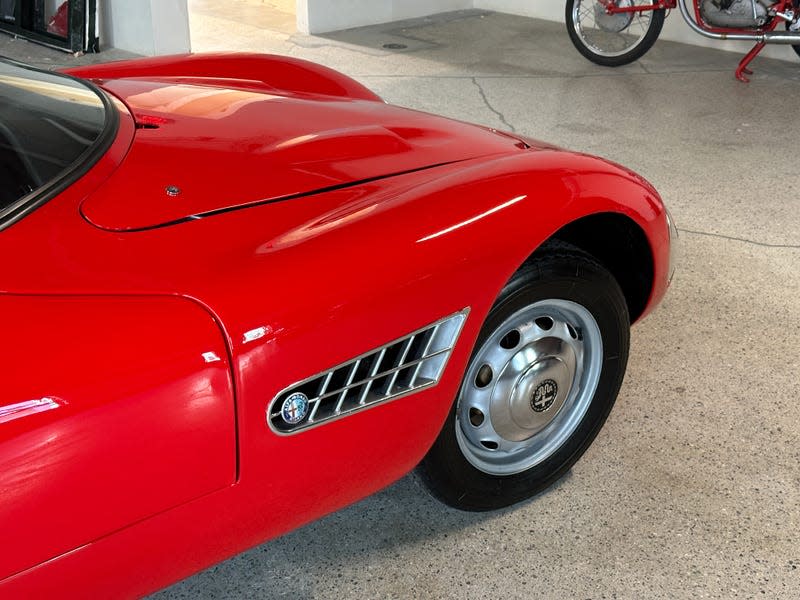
top-left (298, 0), bottom-right (795, 61)
top-left (101, 0), bottom-right (191, 55)
top-left (98, 0), bottom-right (795, 61)
top-left (476, 0), bottom-right (795, 61)
top-left (298, 0), bottom-right (472, 34)
top-left (475, 0), bottom-right (560, 21)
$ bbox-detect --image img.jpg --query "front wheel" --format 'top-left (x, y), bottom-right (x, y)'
top-left (785, 21), bottom-right (800, 58)
top-left (565, 0), bottom-right (665, 67)
top-left (418, 244), bottom-right (630, 511)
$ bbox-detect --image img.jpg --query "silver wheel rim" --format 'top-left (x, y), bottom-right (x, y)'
top-left (456, 299), bottom-right (603, 476)
top-left (572, 0), bottom-right (653, 58)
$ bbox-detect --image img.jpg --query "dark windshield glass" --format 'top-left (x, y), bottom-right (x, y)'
top-left (0, 60), bottom-right (107, 219)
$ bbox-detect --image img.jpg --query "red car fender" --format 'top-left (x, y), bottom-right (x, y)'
top-left (62, 53), bottom-right (383, 103)
top-left (0, 143), bottom-right (670, 598)
top-left (209, 148), bottom-right (670, 350)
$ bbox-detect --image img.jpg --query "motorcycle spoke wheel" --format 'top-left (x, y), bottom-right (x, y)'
top-left (785, 22), bottom-right (800, 58)
top-left (565, 0), bottom-right (666, 67)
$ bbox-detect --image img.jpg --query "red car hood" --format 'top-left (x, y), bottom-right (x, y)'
top-left (81, 77), bottom-right (527, 231)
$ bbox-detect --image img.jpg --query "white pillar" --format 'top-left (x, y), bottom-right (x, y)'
top-left (100, 0), bottom-right (191, 56)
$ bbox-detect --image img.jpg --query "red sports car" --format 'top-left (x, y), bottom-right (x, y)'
top-left (0, 53), bottom-right (675, 597)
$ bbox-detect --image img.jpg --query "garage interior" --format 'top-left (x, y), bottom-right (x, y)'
top-left (2, 3), bottom-right (799, 598)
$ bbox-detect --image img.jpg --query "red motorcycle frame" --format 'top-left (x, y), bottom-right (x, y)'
top-left (588, 0), bottom-right (800, 81)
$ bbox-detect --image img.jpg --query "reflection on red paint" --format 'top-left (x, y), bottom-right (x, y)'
top-left (0, 397), bottom-right (64, 425)
top-left (46, 1), bottom-right (69, 38)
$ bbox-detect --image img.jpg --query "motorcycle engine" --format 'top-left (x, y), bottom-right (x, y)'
top-left (700, 0), bottom-right (773, 27)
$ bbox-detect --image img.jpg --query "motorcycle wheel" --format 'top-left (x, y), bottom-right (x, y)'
top-left (566, 0), bottom-right (666, 67)
top-left (785, 23), bottom-right (800, 58)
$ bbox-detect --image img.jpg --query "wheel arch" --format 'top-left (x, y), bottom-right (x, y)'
top-left (534, 212), bottom-right (655, 323)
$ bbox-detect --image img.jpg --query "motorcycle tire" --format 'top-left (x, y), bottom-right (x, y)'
top-left (565, 0), bottom-right (666, 67)
top-left (785, 23), bottom-right (800, 58)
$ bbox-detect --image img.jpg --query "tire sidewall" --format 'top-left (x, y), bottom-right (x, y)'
top-left (420, 255), bottom-right (630, 511)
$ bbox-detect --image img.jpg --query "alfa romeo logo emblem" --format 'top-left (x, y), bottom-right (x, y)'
top-left (281, 392), bottom-right (309, 425)
top-left (531, 379), bottom-right (558, 413)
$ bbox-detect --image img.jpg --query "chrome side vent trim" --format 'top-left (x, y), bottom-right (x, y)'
top-left (267, 309), bottom-right (469, 435)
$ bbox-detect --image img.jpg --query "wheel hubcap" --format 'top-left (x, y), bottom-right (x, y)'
top-left (490, 338), bottom-right (576, 442)
top-left (572, 0), bottom-right (653, 58)
top-left (594, 0), bottom-right (633, 33)
top-left (456, 299), bottom-right (603, 475)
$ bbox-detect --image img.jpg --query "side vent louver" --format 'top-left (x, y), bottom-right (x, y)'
top-left (268, 309), bottom-right (469, 435)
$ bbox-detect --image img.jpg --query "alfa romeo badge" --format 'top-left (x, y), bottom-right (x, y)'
top-left (281, 392), bottom-right (309, 424)
top-left (531, 379), bottom-right (558, 413)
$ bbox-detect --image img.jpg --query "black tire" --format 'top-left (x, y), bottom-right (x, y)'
top-left (418, 244), bottom-right (630, 511)
top-left (565, 0), bottom-right (665, 67)
top-left (786, 22), bottom-right (800, 58)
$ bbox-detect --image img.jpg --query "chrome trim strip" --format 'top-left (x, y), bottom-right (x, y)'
top-left (384, 337), bottom-right (415, 398)
top-left (0, 397), bottom-right (64, 424)
top-left (410, 323), bottom-right (439, 387)
top-left (334, 360), bottom-right (361, 414)
top-left (358, 347), bottom-right (386, 406)
top-left (267, 308), bottom-right (470, 435)
top-left (309, 371), bottom-right (334, 421)
top-left (268, 347), bottom-right (455, 420)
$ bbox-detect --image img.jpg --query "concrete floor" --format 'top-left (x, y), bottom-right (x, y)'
top-left (4, 7), bottom-right (800, 599)
top-left (189, 0), bottom-right (296, 51)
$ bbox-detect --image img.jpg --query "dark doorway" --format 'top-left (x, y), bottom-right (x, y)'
top-left (0, 0), bottom-right (97, 53)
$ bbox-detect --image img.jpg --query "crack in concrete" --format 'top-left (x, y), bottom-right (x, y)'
top-left (678, 227), bottom-right (800, 249)
top-left (471, 77), bottom-right (516, 133)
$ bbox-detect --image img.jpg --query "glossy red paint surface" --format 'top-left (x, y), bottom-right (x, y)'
top-left (0, 54), bottom-right (672, 597)
top-left (0, 295), bottom-right (236, 581)
top-left (79, 75), bottom-right (524, 231)
top-left (64, 53), bottom-right (383, 102)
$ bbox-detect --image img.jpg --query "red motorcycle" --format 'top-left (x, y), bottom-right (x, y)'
top-left (566, 0), bottom-right (800, 81)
